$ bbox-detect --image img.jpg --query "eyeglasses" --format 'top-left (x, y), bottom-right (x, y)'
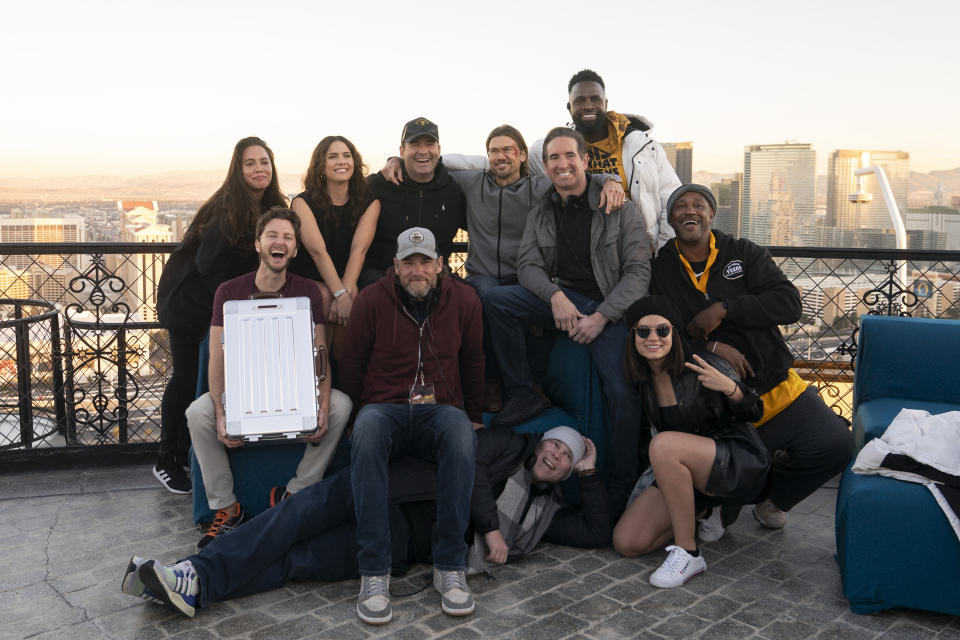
top-left (634, 324), bottom-right (671, 339)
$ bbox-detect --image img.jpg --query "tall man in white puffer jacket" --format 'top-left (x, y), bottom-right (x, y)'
top-left (529, 68), bottom-right (681, 253)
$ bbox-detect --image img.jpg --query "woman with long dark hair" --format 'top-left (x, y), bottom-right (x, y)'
top-left (154, 136), bottom-right (286, 493)
top-left (612, 295), bottom-right (770, 589)
top-left (289, 136), bottom-right (380, 328)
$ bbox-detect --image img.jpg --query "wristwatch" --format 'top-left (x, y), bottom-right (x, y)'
top-left (333, 288), bottom-right (348, 299)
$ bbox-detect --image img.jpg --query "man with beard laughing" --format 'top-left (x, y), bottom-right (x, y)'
top-left (185, 206), bottom-right (353, 550)
top-left (530, 69), bottom-right (681, 253)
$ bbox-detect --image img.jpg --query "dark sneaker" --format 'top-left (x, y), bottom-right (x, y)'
top-left (153, 462), bottom-right (191, 495)
top-left (138, 559), bottom-right (200, 617)
top-left (356, 574), bottom-right (391, 624)
top-left (268, 485), bottom-right (291, 508)
top-left (120, 556), bottom-right (162, 604)
top-left (433, 568), bottom-right (474, 616)
top-left (197, 503), bottom-right (247, 549)
top-left (490, 393), bottom-right (551, 429)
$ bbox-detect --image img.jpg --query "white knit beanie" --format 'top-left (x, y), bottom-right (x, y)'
top-left (541, 426), bottom-right (586, 479)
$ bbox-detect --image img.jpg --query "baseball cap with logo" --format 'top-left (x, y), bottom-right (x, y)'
top-left (395, 227), bottom-right (438, 260)
top-left (401, 117), bottom-right (440, 144)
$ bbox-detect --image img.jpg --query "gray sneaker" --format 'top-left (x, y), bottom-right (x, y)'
top-left (753, 499), bottom-right (787, 529)
top-left (356, 574), bottom-right (391, 624)
top-left (433, 568), bottom-right (474, 616)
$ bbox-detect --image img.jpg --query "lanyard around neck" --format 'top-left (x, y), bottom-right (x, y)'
top-left (675, 233), bottom-right (718, 294)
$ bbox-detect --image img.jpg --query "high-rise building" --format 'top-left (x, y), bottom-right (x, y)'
top-left (662, 142), bottom-right (693, 184)
top-left (826, 150), bottom-right (909, 233)
top-left (118, 206), bottom-right (172, 322)
top-left (906, 205), bottom-right (960, 250)
top-left (712, 174), bottom-right (742, 237)
top-left (0, 216), bottom-right (86, 269)
top-left (741, 143), bottom-right (816, 246)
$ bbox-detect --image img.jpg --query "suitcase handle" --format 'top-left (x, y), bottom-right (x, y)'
top-left (315, 345), bottom-right (327, 382)
top-left (249, 291), bottom-right (283, 300)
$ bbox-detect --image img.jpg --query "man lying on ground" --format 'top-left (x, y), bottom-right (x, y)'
top-left (120, 426), bottom-right (610, 622)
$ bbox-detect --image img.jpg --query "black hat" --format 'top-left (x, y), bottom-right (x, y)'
top-left (666, 184), bottom-right (717, 221)
top-left (401, 117), bottom-right (439, 144)
top-left (624, 295), bottom-right (684, 331)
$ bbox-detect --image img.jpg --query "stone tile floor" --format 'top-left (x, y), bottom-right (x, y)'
top-left (1, 465), bottom-right (957, 639)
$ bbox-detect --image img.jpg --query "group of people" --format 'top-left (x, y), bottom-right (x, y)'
top-left (129, 69), bottom-right (855, 624)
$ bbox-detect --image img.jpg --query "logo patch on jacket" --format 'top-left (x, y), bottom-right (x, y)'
top-left (723, 260), bottom-right (744, 279)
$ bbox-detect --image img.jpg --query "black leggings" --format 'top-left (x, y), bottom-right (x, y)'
top-left (158, 328), bottom-right (204, 462)
top-left (756, 386), bottom-right (855, 511)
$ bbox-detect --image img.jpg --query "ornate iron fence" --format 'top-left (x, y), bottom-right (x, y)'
top-left (1, 242), bottom-right (959, 457)
top-left (1, 242), bottom-right (177, 451)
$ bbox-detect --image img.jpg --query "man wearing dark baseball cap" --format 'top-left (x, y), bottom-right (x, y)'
top-left (359, 118), bottom-right (466, 288)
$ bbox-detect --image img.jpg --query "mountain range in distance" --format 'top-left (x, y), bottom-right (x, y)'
top-left (0, 168), bottom-right (957, 208)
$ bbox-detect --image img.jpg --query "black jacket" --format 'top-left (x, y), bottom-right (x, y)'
top-left (641, 351), bottom-right (770, 503)
top-left (156, 223), bottom-right (257, 338)
top-left (363, 161), bottom-right (466, 272)
top-left (640, 351), bottom-right (763, 435)
top-left (651, 230), bottom-right (801, 395)
top-left (386, 428), bottom-right (611, 571)
top-left (469, 429), bottom-right (611, 548)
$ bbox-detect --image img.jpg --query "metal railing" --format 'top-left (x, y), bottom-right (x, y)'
top-left (1, 242), bottom-right (177, 453)
top-left (2, 241), bottom-right (959, 459)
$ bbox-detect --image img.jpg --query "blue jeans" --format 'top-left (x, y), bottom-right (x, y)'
top-left (351, 403), bottom-right (476, 575)
top-left (466, 274), bottom-right (517, 381)
top-left (485, 285), bottom-right (645, 509)
top-left (188, 467), bottom-right (359, 607)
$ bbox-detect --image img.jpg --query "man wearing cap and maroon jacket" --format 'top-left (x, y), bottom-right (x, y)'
top-left (359, 118), bottom-right (467, 289)
top-left (341, 226), bottom-right (482, 624)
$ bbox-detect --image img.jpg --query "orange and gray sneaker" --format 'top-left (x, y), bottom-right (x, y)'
top-left (268, 486), bottom-right (291, 508)
top-left (197, 502), bottom-right (246, 550)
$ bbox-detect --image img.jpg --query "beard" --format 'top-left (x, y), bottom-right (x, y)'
top-left (572, 112), bottom-right (607, 139)
top-left (402, 279), bottom-right (435, 300)
top-left (259, 246), bottom-right (292, 273)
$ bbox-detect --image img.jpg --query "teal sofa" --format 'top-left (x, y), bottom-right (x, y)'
top-left (835, 314), bottom-right (960, 615)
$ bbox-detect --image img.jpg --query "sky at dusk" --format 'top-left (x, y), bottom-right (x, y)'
top-left (6, 0), bottom-right (958, 178)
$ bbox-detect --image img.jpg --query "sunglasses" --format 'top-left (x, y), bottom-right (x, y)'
top-left (635, 324), bottom-right (671, 339)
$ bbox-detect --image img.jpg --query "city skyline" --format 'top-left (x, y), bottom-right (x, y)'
top-left (5, 1), bottom-right (959, 179)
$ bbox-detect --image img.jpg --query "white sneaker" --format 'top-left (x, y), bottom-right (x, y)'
top-left (697, 509), bottom-right (725, 543)
top-left (649, 545), bottom-right (707, 588)
top-left (356, 574), bottom-right (391, 624)
top-left (433, 567), bottom-right (475, 616)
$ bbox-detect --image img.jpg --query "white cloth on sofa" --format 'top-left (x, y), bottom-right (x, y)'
top-left (853, 408), bottom-right (960, 542)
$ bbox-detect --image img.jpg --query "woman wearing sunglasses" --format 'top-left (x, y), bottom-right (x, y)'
top-left (611, 295), bottom-right (770, 588)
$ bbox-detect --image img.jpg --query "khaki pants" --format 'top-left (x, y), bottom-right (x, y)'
top-left (187, 390), bottom-right (352, 510)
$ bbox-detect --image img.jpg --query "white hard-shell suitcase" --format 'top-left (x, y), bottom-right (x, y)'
top-left (222, 296), bottom-right (320, 441)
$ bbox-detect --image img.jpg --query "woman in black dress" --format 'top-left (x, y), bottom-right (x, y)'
top-left (289, 136), bottom-right (380, 330)
top-left (154, 136), bottom-right (286, 493)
